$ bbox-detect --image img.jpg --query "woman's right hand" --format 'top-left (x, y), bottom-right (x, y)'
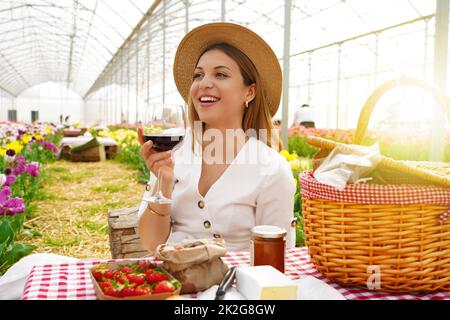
top-left (138, 128), bottom-right (175, 185)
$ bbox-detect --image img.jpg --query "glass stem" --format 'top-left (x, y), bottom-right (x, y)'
top-left (156, 167), bottom-right (163, 198)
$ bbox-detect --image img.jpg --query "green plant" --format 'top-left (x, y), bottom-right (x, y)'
top-left (288, 133), bottom-right (319, 158)
top-left (0, 217), bottom-right (36, 275)
top-left (294, 212), bottom-right (304, 247)
top-left (115, 137), bottom-right (150, 183)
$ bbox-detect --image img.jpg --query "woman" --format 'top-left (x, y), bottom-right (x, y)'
top-left (138, 22), bottom-right (295, 253)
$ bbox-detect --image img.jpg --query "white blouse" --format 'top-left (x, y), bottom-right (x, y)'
top-left (138, 130), bottom-right (296, 252)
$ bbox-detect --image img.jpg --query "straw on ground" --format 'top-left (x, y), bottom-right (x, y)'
top-left (17, 160), bottom-right (144, 259)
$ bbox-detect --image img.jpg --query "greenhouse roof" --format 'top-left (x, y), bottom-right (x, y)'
top-left (0, 0), bottom-right (438, 98)
top-left (0, 0), bottom-right (151, 97)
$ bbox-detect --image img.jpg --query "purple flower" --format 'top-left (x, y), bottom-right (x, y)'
top-left (26, 163), bottom-right (40, 177)
top-left (15, 156), bottom-right (25, 165)
top-left (1, 197), bottom-right (25, 216)
top-left (0, 182), bottom-right (25, 216)
top-left (0, 186), bottom-right (11, 202)
top-left (39, 140), bottom-right (58, 153)
top-left (5, 175), bottom-right (16, 186)
top-left (4, 168), bottom-right (12, 175)
top-left (12, 164), bottom-right (26, 176)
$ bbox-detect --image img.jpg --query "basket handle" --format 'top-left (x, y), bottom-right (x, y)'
top-left (353, 76), bottom-right (450, 145)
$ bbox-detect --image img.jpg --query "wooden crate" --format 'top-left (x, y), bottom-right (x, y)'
top-left (105, 145), bottom-right (119, 159)
top-left (63, 129), bottom-right (83, 137)
top-left (60, 145), bottom-right (71, 160)
top-left (70, 145), bottom-right (106, 162)
top-left (108, 206), bottom-right (148, 259)
top-left (61, 144), bottom-right (117, 161)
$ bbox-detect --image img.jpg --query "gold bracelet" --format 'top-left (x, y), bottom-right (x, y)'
top-left (147, 206), bottom-right (170, 217)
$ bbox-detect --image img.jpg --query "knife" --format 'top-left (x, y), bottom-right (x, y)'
top-left (214, 266), bottom-right (236, 300)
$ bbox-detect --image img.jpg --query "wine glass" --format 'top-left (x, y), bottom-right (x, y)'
top-left (141, 104), bottom-right (186, 204)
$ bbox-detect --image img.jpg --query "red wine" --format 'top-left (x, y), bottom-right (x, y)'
top-left (143, 134), bottom-right (184, 151)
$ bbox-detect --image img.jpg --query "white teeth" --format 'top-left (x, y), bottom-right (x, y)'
top-left (200, 96), bottom-right (219, 102)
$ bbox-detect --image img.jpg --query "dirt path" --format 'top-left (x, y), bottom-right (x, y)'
top-left (19, 160), bottom-right (144, 259)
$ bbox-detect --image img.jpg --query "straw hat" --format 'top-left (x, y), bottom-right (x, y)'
top-left (173, 22), bottom-right (282, 116)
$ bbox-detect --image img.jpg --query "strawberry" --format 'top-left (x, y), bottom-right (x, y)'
top-left (120, 266), bottom-right (135, 274)
top-left (103, 270), bottom-right (115, 279)
top-left (104, 287), bottom-right (119, 297)
top-left (119, 286), bottom-right (137, 297)
top-left (135, 284), bottom-right (152, 296)
top-left (153, 280), bottom-right (176, 294)
top-left (146, 271), bottom-right (168, 284)
top-left (92, 270), bottom-right (104, 282)
top-left (100, 281), bottom-right (113, 290)
top-left (145, 269), bottom-right (154, 277)
top-left (137, 262), bottom-right (156, 272)
top-left (115, 274), bottom-right (128, 285)
top-left (127, 273), bottom-right (146, 286)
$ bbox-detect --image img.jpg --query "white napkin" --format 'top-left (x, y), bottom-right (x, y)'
top-left (195, 285), bottom-right (245, 300)
top-left (296, 276), bottom-right (346, 300)
top-left (314, 143), bottom-right (381, 190)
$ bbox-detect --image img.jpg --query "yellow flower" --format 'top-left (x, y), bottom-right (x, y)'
top-left (45, 125), bottom-right (53, 135)
top-left (126, 131), bottom-right (137, 139)
top-left (6, 141), bottom-right (23, 154)
top-left (280, 149), bottom-right (290, 160)
top-left (35, 134), bottom-right (43, 141)
top-left (287, 153), bottom-right (299, 161)
top-left (0, 148), bottom-right (5, 157)
top-left (22, 134), bottom-right (32, 144)
top-left (290, 158), bottom-right (301, 171)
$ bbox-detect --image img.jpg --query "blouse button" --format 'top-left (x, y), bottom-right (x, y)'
top-left (198, 200), bottom-right (205, 209)
top-left (203, 220), bottom-right (211, 229)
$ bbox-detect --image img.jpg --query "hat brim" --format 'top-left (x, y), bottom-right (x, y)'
top-left (173, 22), bottom-right (282, 117)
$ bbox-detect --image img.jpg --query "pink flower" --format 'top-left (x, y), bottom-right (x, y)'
top-left (0, 197), bottom-right (25, 216)
top-left (26, 163), bottom-right (40, 177)
top-left (12, 164), bottom-right (26, 176)
top-left (5, 175), bottom-right (16, 186)
top-left (0, 186), bottom-right (11, 201)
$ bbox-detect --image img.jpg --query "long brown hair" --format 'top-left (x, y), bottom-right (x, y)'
top-left (188, 43), bottom-right (281, 151)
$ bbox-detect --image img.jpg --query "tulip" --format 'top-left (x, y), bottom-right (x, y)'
top-left (26, 163), bottom-right (40, 177)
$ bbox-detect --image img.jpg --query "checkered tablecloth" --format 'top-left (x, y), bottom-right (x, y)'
top-left (21, 247), bottom-right (450, 300)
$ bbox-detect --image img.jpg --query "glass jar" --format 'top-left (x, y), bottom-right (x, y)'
top-left (250, 225), bottom-right (287, 273)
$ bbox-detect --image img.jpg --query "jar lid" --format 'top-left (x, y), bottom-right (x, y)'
top-left (251, 225), bottom-right (287, 239)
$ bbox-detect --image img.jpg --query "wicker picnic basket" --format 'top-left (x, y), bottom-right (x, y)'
top-left (300, 76), bottom-right (450, 292)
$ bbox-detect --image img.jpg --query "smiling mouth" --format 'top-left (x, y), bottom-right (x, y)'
top-left (198, 96), bottom-right (221, 107)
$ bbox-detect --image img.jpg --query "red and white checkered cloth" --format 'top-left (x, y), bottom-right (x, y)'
top-left (300, 170), bottom-right (450, 206)
top-left (21, 247), bottom-right (450, 300)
